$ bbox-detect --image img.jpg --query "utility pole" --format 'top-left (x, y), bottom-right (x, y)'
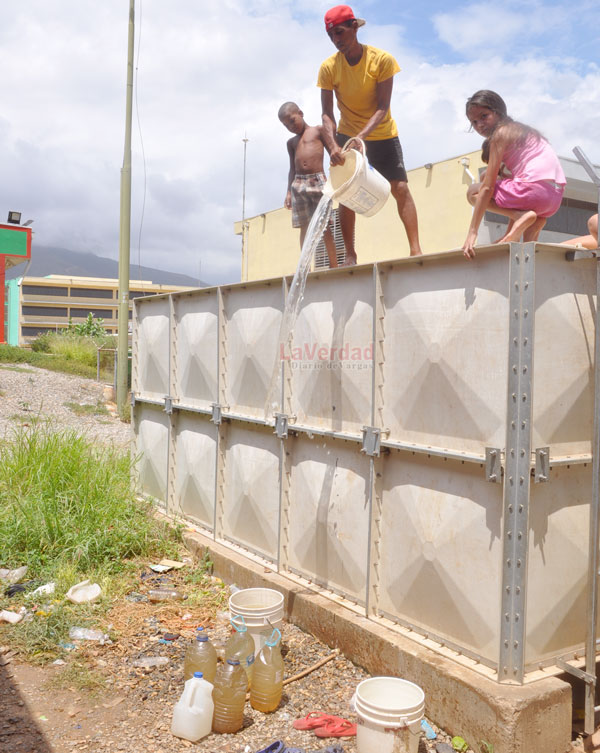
top-left (117, 0), bottom-right (135, 413)
top-left (242, 134), bottom-right (249, 280)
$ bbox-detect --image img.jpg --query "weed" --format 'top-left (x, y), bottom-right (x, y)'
top-left (0, 365), bottom-right (35, 373)
top-left (0, 427), bottom-right (180, 576)
top-left (45, 659), bottom-right (107, 694)
top-left (64, 401), bottom-right (109, 417)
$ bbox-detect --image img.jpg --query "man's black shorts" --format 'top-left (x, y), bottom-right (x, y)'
top-left (336, 133), bottom-right (408, 183)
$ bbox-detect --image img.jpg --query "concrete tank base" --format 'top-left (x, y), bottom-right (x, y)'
top-left (183, 529), bottom-right (572, 753)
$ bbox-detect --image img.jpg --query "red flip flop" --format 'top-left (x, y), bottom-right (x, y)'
top-left (293, 713), bottom-right (345, 731)
top-left (313, 717), bottom-right (357, 738)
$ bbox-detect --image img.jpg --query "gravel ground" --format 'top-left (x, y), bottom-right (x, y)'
top-left (0, 366), bottom-right (470, 753)
top-left (0, 363), bottom-right (130, 447)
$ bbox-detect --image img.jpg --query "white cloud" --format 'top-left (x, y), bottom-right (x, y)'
top-left (433, 2), bottom-right (568, 58)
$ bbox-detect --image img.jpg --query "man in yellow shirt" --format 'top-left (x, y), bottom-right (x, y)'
top-left (318, 4), bottom-right (422, 263)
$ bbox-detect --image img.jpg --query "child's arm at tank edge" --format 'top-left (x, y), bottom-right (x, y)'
top-left (462, 130), bottom-right (507, 259)
top-left (284, 138), bottom-right (296, 210)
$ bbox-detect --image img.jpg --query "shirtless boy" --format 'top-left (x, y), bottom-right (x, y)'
top-left (279, 101), bottom-right (338, 267)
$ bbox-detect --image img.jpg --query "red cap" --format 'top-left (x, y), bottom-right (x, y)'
top-left (324, 5), bottom-right (366, 32)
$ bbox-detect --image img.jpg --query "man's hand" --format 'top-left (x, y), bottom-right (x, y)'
top-left (329, 145), bottom-right (345, 166)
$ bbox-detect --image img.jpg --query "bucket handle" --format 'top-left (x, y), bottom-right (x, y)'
top-left (341, 137), bottom-right (365, 156)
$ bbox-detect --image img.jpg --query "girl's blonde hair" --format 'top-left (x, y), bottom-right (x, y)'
top-left (466, 90), bottom-right (544, 163)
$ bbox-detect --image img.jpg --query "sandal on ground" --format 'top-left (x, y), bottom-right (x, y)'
top-left (293, 713), bottom-right (341, 730)
top-left (255, 742), bottom-right (286, 753)
top-left (313, 718), bottom-right (357, 738)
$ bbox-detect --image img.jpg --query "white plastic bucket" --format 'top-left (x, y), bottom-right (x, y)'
top-left (323, 140), bottom-right (390, 217)
top-left (354, 676), bottom-right (425, 753)
top-left (228, 588), bottom-right (284, 653)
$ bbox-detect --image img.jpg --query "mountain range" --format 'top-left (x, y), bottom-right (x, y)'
top-left (5, 245), bottom-right (206, 288)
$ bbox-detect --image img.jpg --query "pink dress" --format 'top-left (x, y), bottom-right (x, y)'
top-left (494, 135), bottom-right (565, 218)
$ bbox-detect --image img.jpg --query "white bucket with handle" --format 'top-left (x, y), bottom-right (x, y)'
top-left (354, 676), bottom-right (425, 753)
top-left (323, 139), bottom-right (390, 217)
top-left (228, 588), bottom-right (284, 653)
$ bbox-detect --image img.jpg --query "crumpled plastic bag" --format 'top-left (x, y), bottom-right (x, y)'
top-left (66, 580), bottom-right (102, 604)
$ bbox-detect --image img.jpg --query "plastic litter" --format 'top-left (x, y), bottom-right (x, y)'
top-left (148, 588), bottom-right (185, 602)
top-left (421, 718), bottom-right (437, 739)
top-left (0, 566), bottom-right (28, 584)
top-left (27, 582), bottom-right (56, 598)
top-left (66, 580), bottom-right (102, 604)
top-left (132, 656), bottom-right (169, 668)
top-left (0, 608), bottom-right (25, 624)
top-left (149, 558), bottom-right (186, 572)
top-left (69, 627), bottom-right (110, 643)
top-left (5, 583), bottom-right (28, 597)
top-left (171, 671), bottom-right (214, 742)
top-left (452, 737), bottom-right (469, 753)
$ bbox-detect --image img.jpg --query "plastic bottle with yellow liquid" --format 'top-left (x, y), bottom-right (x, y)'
top-left (212, 658), bottom-right (248, 734)
top-left (183, 626), bottom-right (218, 683)
top-left (249, 628), bottom-right (284, 713)
top-left (224, 615), bottom-right (255, 685)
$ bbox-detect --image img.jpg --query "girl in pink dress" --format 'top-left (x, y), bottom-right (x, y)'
top-left (462, 90), bottom-right (565, 259)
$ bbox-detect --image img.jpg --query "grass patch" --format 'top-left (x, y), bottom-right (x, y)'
top-left (45, 659), bottom-right (107, 694)
top-left (64, 401), bottom-right (109, 417)
top-left (0, 365), bottom-right (36, 373)
top-left (0, 343), bottom-right (114, 382)
top-left (0, 426), bottom-right (186, 661)
top-left (0, 426), bottom-right (180, 575)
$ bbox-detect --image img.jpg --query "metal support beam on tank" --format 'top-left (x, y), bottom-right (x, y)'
top-left (571, 146), bottom-right (600, 736)
top-left (498, 242), bottom-right (535, 684)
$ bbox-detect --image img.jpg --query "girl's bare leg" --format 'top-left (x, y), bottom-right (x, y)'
top-left (497, 210), bottom-right (537, 242)
top-left (523, 216), bottom-right (546, 241)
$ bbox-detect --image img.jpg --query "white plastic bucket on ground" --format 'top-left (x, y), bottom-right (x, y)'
top-left (354, 676), bottom-right (425, 753)
top-left (228, 588), bottom-right (284, 653)
top-left (323, 140), bottom-right (390, 217)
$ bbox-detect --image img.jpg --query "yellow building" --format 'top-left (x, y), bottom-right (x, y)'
top-left (236, 150), bottom-right (597, 282)
top-left (16, 275), bottom-right (191, 344)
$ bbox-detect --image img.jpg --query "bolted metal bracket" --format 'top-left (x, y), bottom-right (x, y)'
top-left (485, 447), bottom-right (502, 483)
top-left (535, 446), bottom-right (550, 483)
top-left (130, 392), bottom-right (137, 407)
top-left (164, 396), bottom-right (174, 415)
top-left (361, 426), bottom-right (381, 457)
top-left (273, 412), bottom-right (288, 439)
top-left (211, 402), bottom-right (222, 425)
top-left (565, 249), bottom-right (597, 262)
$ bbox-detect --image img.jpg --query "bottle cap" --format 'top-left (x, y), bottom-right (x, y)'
top-left (196, 626), bottom-right (208, 641)
top-left (227, 658), bottom-right (241, 666)
top-left (193, 671), bottom-right (203, 678)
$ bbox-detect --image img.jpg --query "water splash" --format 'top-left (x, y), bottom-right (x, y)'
top-left (264, 195), bottom-right (333, 420)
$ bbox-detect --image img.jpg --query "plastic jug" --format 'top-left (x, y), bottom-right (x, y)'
top-left (250, 628), bottom-right (284, 713)
top-left (184, 627), bottom-right (218, 683)
top-left (224, 615), bottom-right (255, 684)
top-left (212, 658), bottom-right (248, 733)
top-left (171, 671), bottom-right (214, 742)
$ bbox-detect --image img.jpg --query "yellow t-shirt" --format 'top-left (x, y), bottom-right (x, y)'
top-left (317, 45), bottom-right (400, 141)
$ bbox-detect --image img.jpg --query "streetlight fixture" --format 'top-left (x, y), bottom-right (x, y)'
top-left (7, 211), bottom-right (21, 225)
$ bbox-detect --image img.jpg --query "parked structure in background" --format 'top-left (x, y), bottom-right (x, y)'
top-left (235, 150), bottom-right (598, 280)
top-left (4, 274), bottom-right (191, 346)
top-left (0, 219), bottom-right (32, 345)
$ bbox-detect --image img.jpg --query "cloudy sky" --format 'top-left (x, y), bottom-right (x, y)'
top-left (1, 0), bottom-right (599, 285)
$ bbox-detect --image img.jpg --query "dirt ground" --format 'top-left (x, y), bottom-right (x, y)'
top-left (0, 564), bottom-right (467, 753)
